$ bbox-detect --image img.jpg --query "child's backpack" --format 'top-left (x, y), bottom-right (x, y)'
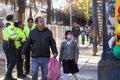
top-left (46, 56), bottom-right (61, 80)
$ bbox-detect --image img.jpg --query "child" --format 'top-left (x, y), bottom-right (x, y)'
top-left (89, 29), bottom-right (93, 46)
top-left (81, 27), bottom-right (86, 45)
top-left (85, 26), bottom-right (90, 41)
top-left (59, 30), bottom-right (79, 80)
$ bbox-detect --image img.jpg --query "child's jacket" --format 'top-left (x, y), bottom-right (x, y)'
top-left (59, 41), bottom-right (79, 61)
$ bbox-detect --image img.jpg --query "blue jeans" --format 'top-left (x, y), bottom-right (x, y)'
top-left (74, 36), bottom-right (79, 46)
top-left (32, 58), bottom-right (49, 80)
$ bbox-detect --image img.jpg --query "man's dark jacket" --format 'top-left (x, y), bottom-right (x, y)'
top-left (72, 26), bottom-right (80, 37)
top-left (21, 27), bottom-right (58, 58)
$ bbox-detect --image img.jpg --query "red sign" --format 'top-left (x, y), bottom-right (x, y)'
top-left (66, 0), bottom-right (74, 3)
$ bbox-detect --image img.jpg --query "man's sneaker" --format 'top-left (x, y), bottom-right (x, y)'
top-left (4, 76), bottom-right (17, 80)
top-left (17, 74), bottom-right (26, 78)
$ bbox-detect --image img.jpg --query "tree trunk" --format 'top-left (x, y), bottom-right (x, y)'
top-left (46, 0), bottom-right (51, 24)
top-left (18, 0), bottom-right (25, 21)
top-left (92, 0), bottom-right (98, 56)
top-left (29, 4), bottom-right (32, 18)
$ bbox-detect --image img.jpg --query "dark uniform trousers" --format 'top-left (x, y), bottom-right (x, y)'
top-left (16, 45), bottom-right (24, 76)
top-left (3, 41), bottom-right (17, 77)
top-left (24, 47), bottom-right (31, 74)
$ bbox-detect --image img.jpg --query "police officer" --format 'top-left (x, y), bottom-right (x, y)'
top-left (23, 18), bottom-right (35, 74)
top-left (3, 15), bottom-right (17, 80)
top-left (14, 21), bottom-right (27, 78)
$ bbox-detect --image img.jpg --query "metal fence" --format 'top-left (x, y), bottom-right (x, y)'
top-left (46, 25), bottom-right (71, 49)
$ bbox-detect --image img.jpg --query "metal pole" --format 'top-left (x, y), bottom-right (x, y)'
top-left (102, 0), bottom-right (107, 54)
top-left (86, 0), bottom-right (88, 26)
top-left (70, 4), bottom-right (72, 27)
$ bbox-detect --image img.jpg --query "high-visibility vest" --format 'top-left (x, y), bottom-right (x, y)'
top-left (8, 21), bottom-right (17, 40)
top-left (2, 26), bottom-right (9, 41)
top-left (2, 21), bottom-right (17, 41)
top-left (23, 24), bottom-right (35, 38)
top-left (14, 27), bottom-right (26, 49)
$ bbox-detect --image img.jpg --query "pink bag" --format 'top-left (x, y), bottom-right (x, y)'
top-left (46, 57), bottom-right (61, 80)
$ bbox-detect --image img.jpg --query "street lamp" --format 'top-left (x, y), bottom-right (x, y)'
top-left (66, 0), bottom-right (74, 27)
top-left (86, 0), bottom-right (88, 26)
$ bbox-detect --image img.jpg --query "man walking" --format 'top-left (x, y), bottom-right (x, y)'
top-left (72, 22), bottom-right (80, 46)
top-left (21, 16), bottom-right (58, 80)
top-left (23, 18), bottom-right (35, 74)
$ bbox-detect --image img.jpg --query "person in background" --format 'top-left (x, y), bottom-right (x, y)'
top-left (85, 26), bottom-right (90, 42)
top-left (72, 22), bottom-right (80, 47)
top-left (89, 27), bottom-right (93, 46)
top-left (21, 16), bottom-right (58, 80)
top-left (23, 18), bottom-right (35, 74)
top-left (81, 27), bottom-right (86, 46)
top-left (14, 21), bottom-right (27, 78)
top-left (2, 15), bottom-right (17, 80)
top-left (59, 30), bottom-right (79, 80)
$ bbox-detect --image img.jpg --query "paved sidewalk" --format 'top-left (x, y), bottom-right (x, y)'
top-left (0, 45), bottom-right (102, 80)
